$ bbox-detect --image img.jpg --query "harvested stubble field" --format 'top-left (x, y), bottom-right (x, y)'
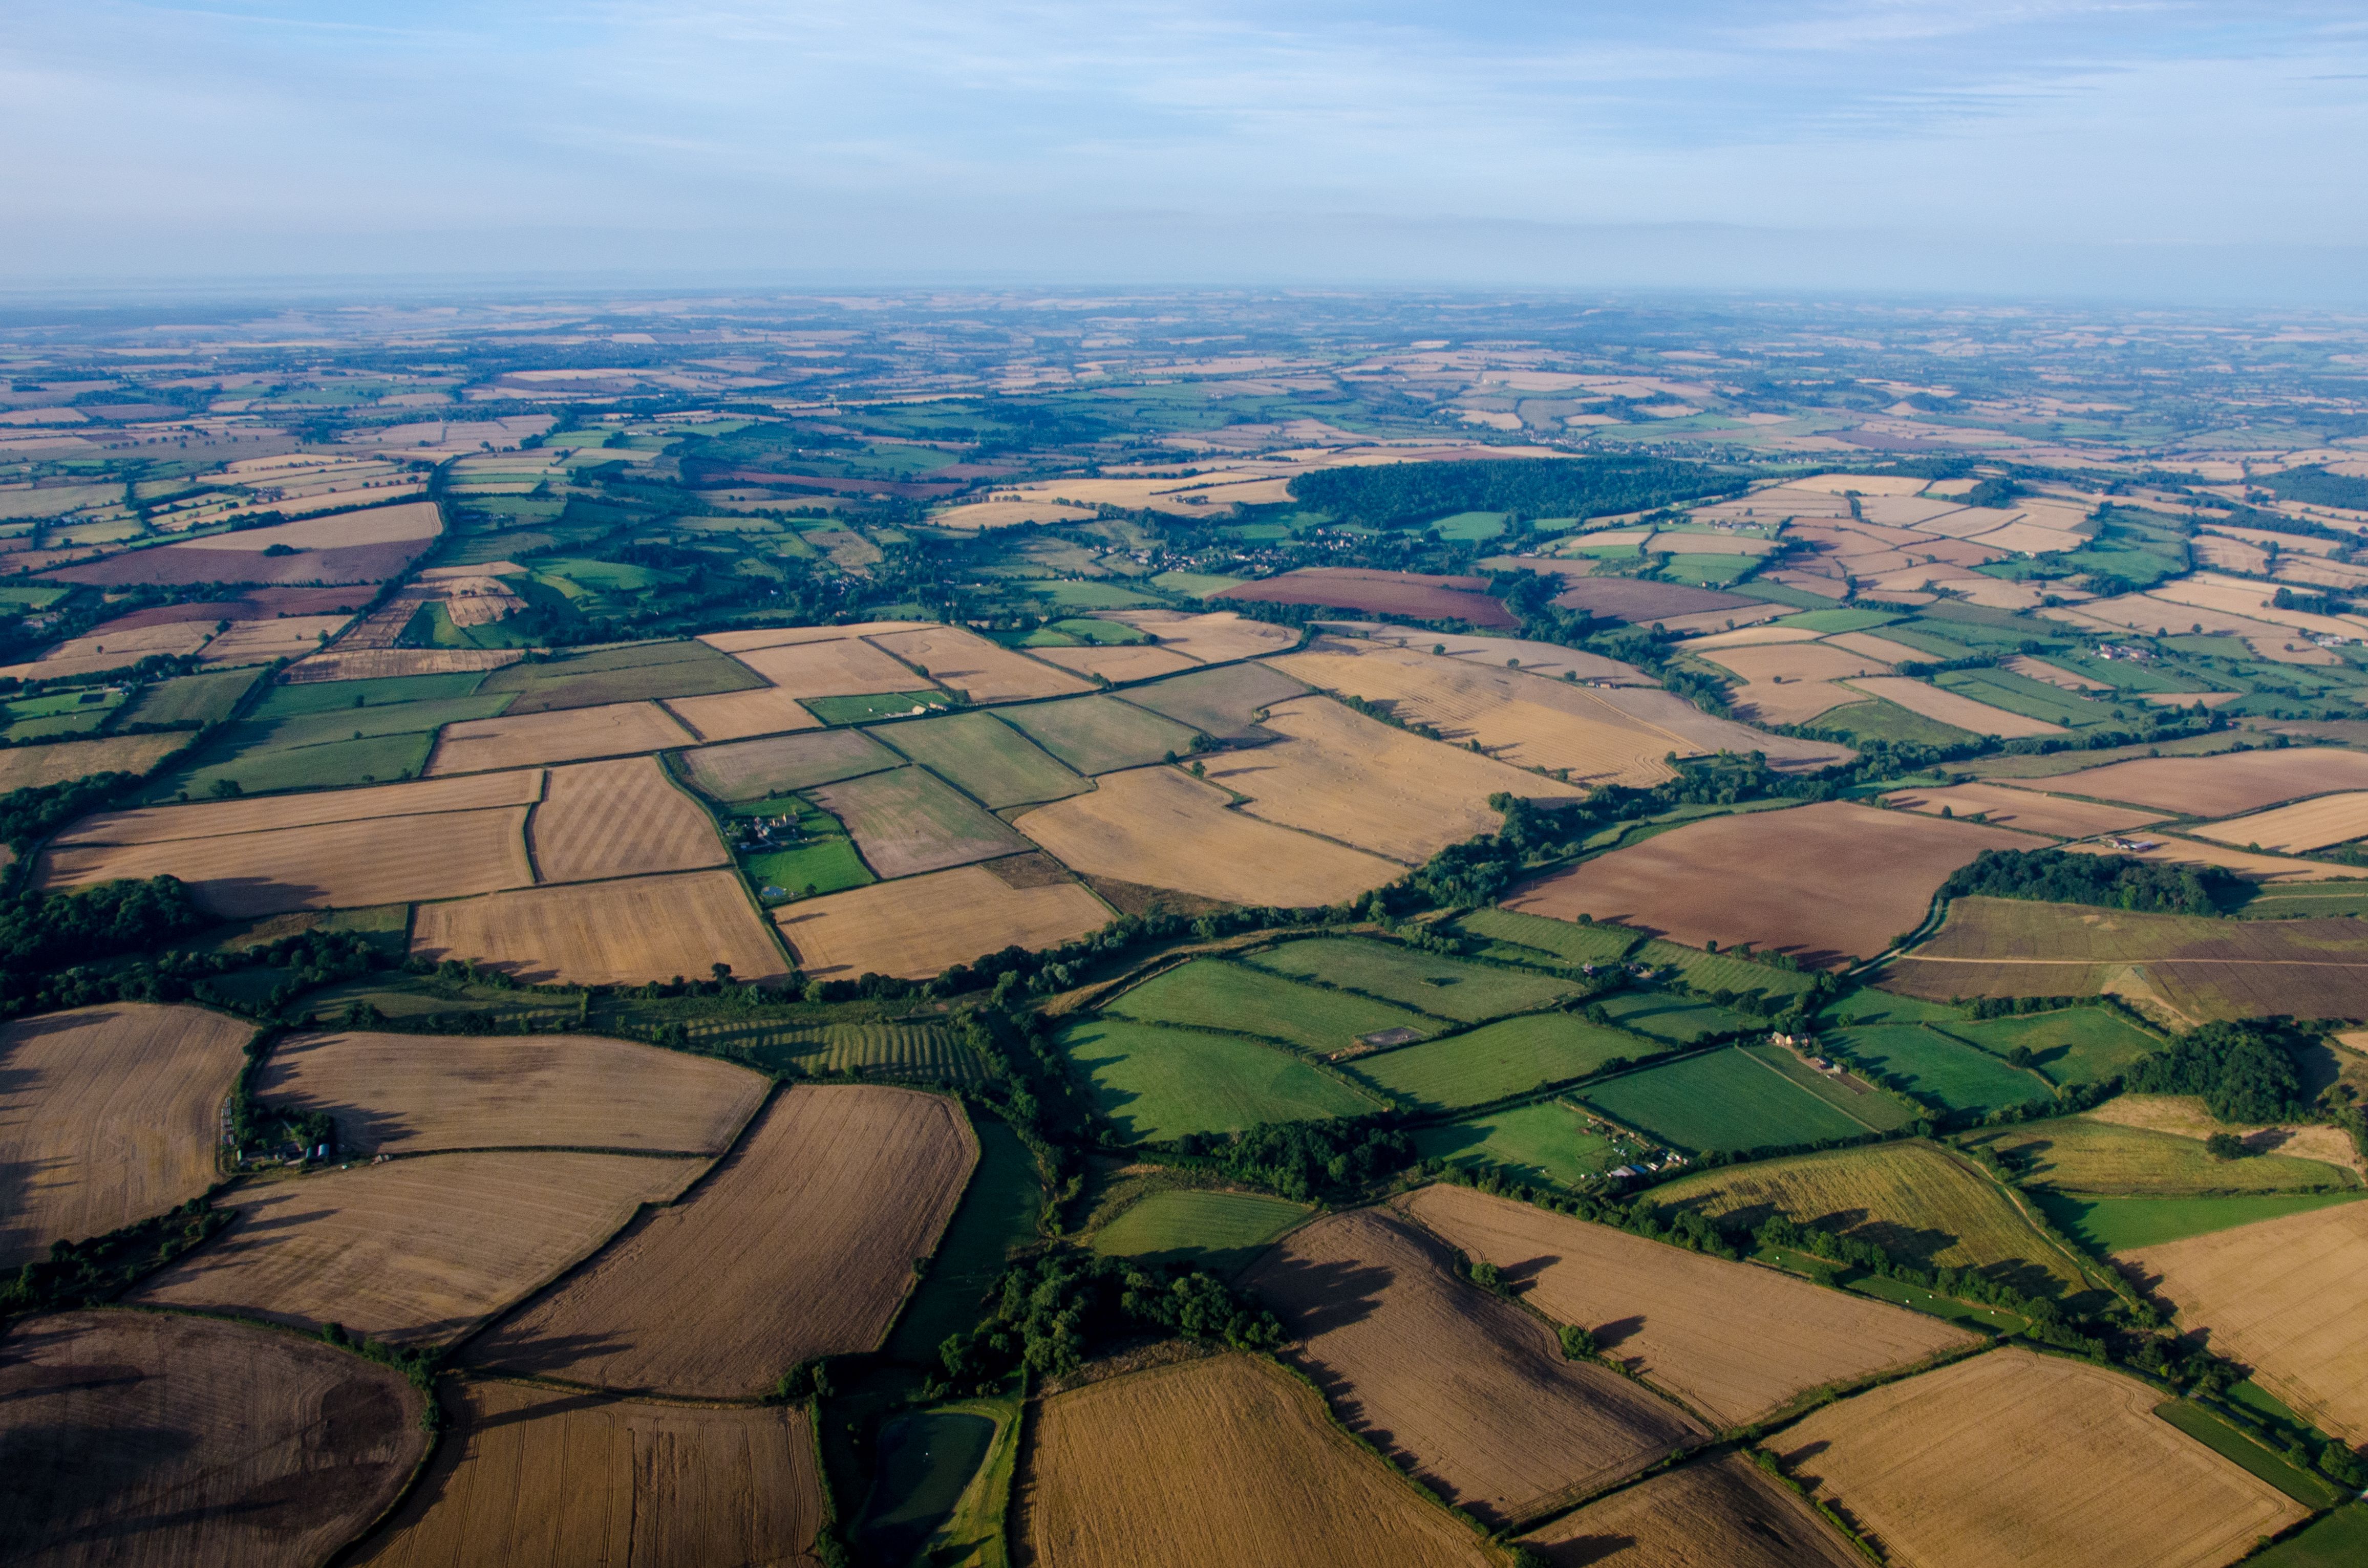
top-left (1029, 641), bottom-right (1199, 682)
top-left (867, 710), bottom-right (1085, 807)
top-left (1121, 659), bottom-right (1311, 739)
top-left (1017, 1351), bottom-right (1489, 1568)
top-left (528, 754), bottom-right (728, 883)
top-left (658, 683), bottom-right (819, 742)
top-left (1653, 1140), bottom-right (2089, 1289)
top-left (1060, 1017), bottom-right (1384, 1142)
top-left (1106, 957), bottom-right (1437, 1056)
top-left (1249, 936), bottom-right (1578, 1022)
top-left (1844, 676), bottom-right (2066, 738)
top-left (1965, 1114), bottom-right (2354, 1195)
top-left (1882, 780), bottom-right (2168, 839)
top-left (1269, 644), bottom-right (1689, 786)
top-left (1505, 801), bottom-right (2041, 968)
top-left (678, 726), bottom-right (899, 800)
top-left (479, 639), bottom-right (765, 714)
top-left (1550, 578), bottom-right (1762, 624)
top-left (724, 633), bottom-right (932, 696)
top-left (1000, 693), bottom-right (1204, 774)
top-left (2008, 746), bottom-right (2368, 817)
top-left (258, 1029), bottom-right (766, 1156)
top-left (426, 701), bottom-right (695, 775)
top-left (1246, 1208), bottom-right (1703, 1525)
top-left (2084, 1092), bottom-right (2363, 1174)
top-left (1348, 1013), bottom-right (1647, 1111)
top-left (699, 620), bottom-right (933, 653)
top-left (2192, 789), bottom-right (2368, 853)
top-left (1402, 1185), bottom-right (1975, 1427)
top-left (0, 1309), bottom-right (427, 1568)
top-left (411, 869), bottom-right (788, 986)
top-left (1096, 608), bottom-right (1303, 664)
top-left (809, 765), bottom-right (1029, 878)
top-left (1206, 696), bottom-right (1581, 863)
top-left (0, 1002), bottom-right (253, 1268)
top-left (0, 731), bottom-right (185, 791)
top-left (471, 1085), bottom-right (976, 1397)
top-left (61, 768), bottom-right (544, 845)
top-left (1694, 641), bottom-right (1896, 726)
top-left (1772, 1348), bottom-right (2306, 1568)
top-left (1015, 764), bottom-right (1401, 907)
top-left (870, 624), bottom-right (1093, 700)
top-left (2123, 1200), bottom-right (2368, 1444)
top-left (1879, 896), bottom-right (2368, 1022)
top-left (352, 1378), bottom-right (825, 1568)
top-left (1517, 1452), bottom-right (1862, 1568)
top-left (774, 860), bottom-right (1111, 979)
top-left (134, 1150), bottom-right (705, 1343)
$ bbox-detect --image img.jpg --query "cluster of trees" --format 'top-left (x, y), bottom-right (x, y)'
top-left (2125, 1018), bottom-right (2312, 1124)
top-left (931, 1253), bottom-right (1279, 1392)
top-left (1, 1198), bottom-right (230, 1313)
top-left (1168, 1117), bottom-right (1417, 1201)
top-left (1939, 847), bottom-right (2242, 915)
top-left (0, 771), bottom-right (145, 850)
top-left (1285, 457), bottom-right (1743, 529)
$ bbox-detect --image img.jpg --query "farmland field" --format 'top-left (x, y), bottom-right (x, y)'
top-left (426, 700), bottom-right (694, 774)
top-left (1000, 693), bottom-right (1204, 774)
top-left (1579, 1046), bottom-right (1876, 1153)
top-left (1506, 801), bottom-right (2036, 968)
top-left (871, 624), bottom-right (1093, 700)
top-left (1940, 1007), bottom-right (2163, 1085)
top-left (258, 1028), bottom-right (768, 1155)
top-left (2125, 1199), bottom-right (2368, 1444)
top-left (1060, 1017), bottom-right (1382, 1141)
top-left (529, 753), bottom-right (728, 882)
top-left (0, 1003), bottom-right (254, 1268)
top-left (1122, 660), bottom-right (1312, 739)
top-left (867, 710), bottom-right (1085, 807)
top-left (680, 726), bottom-right (899, 799)
top-left (0, 1309), bottom-right (426, 1568)
top-left (0, 731), bottom-right (187, 790)
top-left (1106, 957), bottom-right (1437, 1055)
top-left (803, 690), bottom-right (952, 724)
top-left (1221, 565), bottom-right (1517, 626)
top-left (1091, 1189), bottom-right (1311, 1271)
top-left (2246, 1504), bottom-right (2368, 1568)
top-left (1016, 1352), bottom-right (1489, 1568)
top-left (1740, 1042), bottom-right (1920, 1131)
top-left (1404, 1185), bottom-right (1974, 1426)
top-left (1770, 1349), bottom-right (2306, 1568)
top-left (57, 767), bottom-right (543, 843)
top-left (1828, 1023), bottom-right (2055, 1114)
top-left (133, 1150), bottom-right (706, 1342)
top-left (470, 1086), bottom-right (976, 1397)
top-left (1413, 1101), bottom-right (1617, 1187)
top-left (1033, 641), bottom-right (1200, 681)
top-left (2035, 1191), bottom-right (2364, 1252)
top-left (1594, 990), bottom-right (1758, 1042)
top-left (1015, 764), bottom-right (1401, 907)
top-left (809, 765), bottom-right (1029, 878)
top-left (724, 632), bottom-right (931, 696)
top-left (478, 638), bottom-right (764, 713)
top-left (115, 665), bottom-right (263, 725)
top-left (678, 1017), bottom-right (986, 1085)
top-left (2194, 790), bottom-right (2368, 852)
top-left (411, 868), bottom-right (788, 985)
top-left (1348, 1012), bottom-right (1648, 1111)
top-left (1245, 1208), bottom-right (1704, 1525)
top-left (774, 860), bottom-right (1111, 979)
top-left (735, 795), bottom-right (874, 900)
top-left (1965, 1114), bottom-right (2357, 1195)
top-left (659, 682), bottom-right (819, 741)
top-left (1517, 1453), bottom-right (1862, 1568)
top-left (1456, 905), bottom-right (1642, 966)
top-left (1882, 779), bottom-right (2168, 839)
top-left (352, 1379), bottom-right (825, 1568)
top-left (1247, 935), bottom-right (1578, 1021)
top-left (2005, 746), bottom-right (2368, 815)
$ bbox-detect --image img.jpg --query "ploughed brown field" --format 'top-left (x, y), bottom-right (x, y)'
top-left (527, 754), bottom-right (729, 882)
top-left (1770, 1349), bottom-right (2306, 1568)
top-left (257, 1029), bottom-right (768, 1155)
top-left (410, 868), bottom-right (790, 986)
top-left (1017, 1352), bottom-right (1488, 1568)
top-left (1517, 1453), bottom-right (1862, 1567)
top-left (132, 1151), bottom-right (707, 1344)
top-left (1882, 780), bottom-right (2167, 839)
top-left (1244, 1208), bottom-right (1703, 1527)
top-left (1504, 800), bottom-right (2040, 968)
top-left (0, 1003), bottom-right (253, 1268)
top-left (1219, 567), bottom-right (1518, 629)
top-left (2003, 746), bottom-right (2368, 817)
top-left (775, 860), bottom-right (1112, 979)
top-left (1401, 1185), bottom-right (1974, 1426)
top-left (351, 1378), bottom-right (825, 1568)
top-left (0, 1309), bottom-right (426, 1568)
top-left (469, 1085), bottom-right (976, 1397)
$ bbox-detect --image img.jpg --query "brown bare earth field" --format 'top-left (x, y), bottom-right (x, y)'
top-left (1220, 567), bottom-right (1518, 628)
top-left (659, 684), bottom-right (820, 742)
top-left (2009, 746), bottom-right (2368, 815)
top-left (1770, 1349), bottom-right (2305, 1568)
top-left (1017, 1351), bottom-right (1488, 1568)
top-left (0, 731), bottom-right (186, 792)
top-left (470, 1085), bottom-right (976, 1397)
top-left (426, 701), bottom-right (695, 775)
top-left (1844, 677), bottom-right (2066, 738)
top-left (133, 1151), bottom-right (706, 1344)
top-left (1883, 780), bottom-right (2167, 839)
top-left (1517, 1453), bottom-right (1861, 1568)
top-left (2191, 789), bottom-right (2368, 852)
top-left (1245, 1209), bottom-right (1703, 1526)
top-left (1402, 1186), bottom-right (1974, 1427)
top-left (775, 861), bottom-right (1111, 979)
top-left (1015, 764), bottom-right (1402, 907)
top-left (199, 614), bottom-right (354, 665)
top-left (40, 806), bottom-right (535, 917)
top-left (697, 619), bottom-right (932, 653)
top-left (412, 870), bottom-right (789, 986)
top-left (679, 727), bottom-right (899, 800)
top-left (870, 624), bottom-right (1094, 700)
top-left (0, 1002), bottom-right (253, 1268)
top-left (258, 1029), bottom-right (767, 1156)
top-left (1504, 801), bottom-right (2037, 968)
top-left (0, 1309), bottom-right (428, 1568)
top-left (726, 635), bottom-right (931, 696)
top-left (528, 755), bottom-right (728, 883)
top-left (2123, 1200), bottom-right (2368, 1445)
top-left (351, 1379), bottom-right (824, 1568)
top-left (1095, 609), bottom-right (1304, 664)
top-left (1207, 696), bottom-right (1581, 862)
top-left (52, 768), bottom-right (543, 846)
top-left (1030, 642), bottom-right (1200, 682)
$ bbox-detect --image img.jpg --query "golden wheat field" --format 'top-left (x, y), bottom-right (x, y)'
top-left (697, 619), bottom-right (932, 653)
top-left (411, 869), bottom-right (788, 985)
top-left (723, 635), bottom-right (933, 696)
top-left (1842, 677), bottom-right (2065, 738)
top-left (1881, 781), bottom-right (2166, 839)
top-left (658, 683), bottom-right (820, 742)
top-left (870, 624), bottom-right (1094, 700)
top-left (528, 755), bottom-right (728, 882)
top-left (2004, 747), bottom-right (2368, 816)
top-left (1095, 609), bottom-right (1302, 663)
top-left (427, 701), bottom-right (695, 774)
top-left (1029, 642), bottom-right (1201, 682)
top-left (52, 769), bottom-right (544, 845)
top-left (2189, 789), bottom-right (2368, 852)
top-left (0, 732), bottom-right (189, 792)
top-left (1517, 1453), bottom-right (1862, 1568)
top-left (774, 860), bottom-right (1112, 979)
top-left (0, 1003), bottom-right (254, 1268)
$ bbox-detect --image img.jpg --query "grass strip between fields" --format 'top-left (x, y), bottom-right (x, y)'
top-left (2152, 1399), bottom-right (2348, 1508)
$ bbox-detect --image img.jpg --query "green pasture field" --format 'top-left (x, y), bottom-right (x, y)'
top-left (1940, 1008), bottom-right (2161, 1086)
top-left (1412, 1100), bottom-right (1616, 1188)
top-left (1148, 570), bottom-right (1249, 598)
top-left (2152, 1400), bottom-right (2348, 1508)
top-left (1045, 617), bottom-right (1149, 645)
top-left (867, 711), bottom-right (1084, 809)
top-left (1868, 623), bottom-right (1982, 661)
top-left (2246, 1503), bottom-right (2368, 1567)
top-left (1739, 1044), bottom-right (1917, 1132)
top-left (736, 797), bottom-right (874, 901)
top-left (1843, 1273), bottom-right (2032, 1335)
top-left (170, 730), bottom-right (436, 797)
top-left (251, 671), bottom-right (489, 716)
top-left (1961, 1116), bottom-right (2359, 1196)
top-left (1580, 1047), bottom-right (1875, 1154)
top-left (2032, 1190), bottom-right (2365, 1253)
top-left (1829, 1024), bottom-right (2054, 1115)
top-left (1592, 991), bottom-right (1757, 1043)
top-left (1090, 1190), bottom-right (1312, 1272)
top-left (1430, 511), bottom-right (1508, 541)
top-left (1001, 695), bottom-right (1202, 775)
top-left (1125, 663), bottom-right (1312, 740)
top-left (1023, 580), bottom-right (1161, 611)
top-left (1455, 907), bottom-right (1641, 968)
top-left (2235, 884), bottom-right (2368, 920)
top-left (1825, 988), bottom-right (1969, 1026)
top-left (479, 638), bottom-right (763, 713)
top-left (1245, 936), bottom-right (1577, 1023)
top-left (298, 973), bottom-right (582, 1029)
top-left (1810, 700), bottom-right (1980, 748)
top-left (1659, 553), bottom-right (1761, 586)
top-left (1104, 959), bottom-right (1434, 1056)
top-left (116, 667), bottom-right (263, 727)
top-left (1639, 941), bottom-right (1822, 1002)
top-left (1775, 608), bottom-right (1899, 634)
top-left (885, 1116), bottom-right (1040, 1363)
top-left (1057, 1018), bottom-right (1382, 1143)
top-left (679, 728), bottom-right (900, 800)
top-left (237, 692), bottom-right (516, 753)
top-left (1936, 668), bottom-right (2122, 728)
top-left (179, 903), bottom-right (411, 959)
top-left (529, 556), bottom-right (673, 594)
top-left (1346, 1012), bottom-right (1648, 1112)
top-left (1726, 581), bottom-right (1838, 611)
top-left (804, 690), bottom-right (953, 725)
top-left (4, 685), bottom-right (126, 739)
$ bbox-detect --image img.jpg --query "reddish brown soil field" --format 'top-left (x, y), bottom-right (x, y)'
top-left (87, 587), bottom-right (370, 633)
top-left (1220, 568), bottom-right (1517, 628)
top-left (41, 540), bottom-right (430, 587)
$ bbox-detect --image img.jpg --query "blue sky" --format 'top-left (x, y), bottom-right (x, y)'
top-left (5, 2), bottom-right (2365, 297)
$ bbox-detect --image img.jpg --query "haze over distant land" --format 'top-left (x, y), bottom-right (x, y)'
top-left (4, 1), bottom-right (2364, 299)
